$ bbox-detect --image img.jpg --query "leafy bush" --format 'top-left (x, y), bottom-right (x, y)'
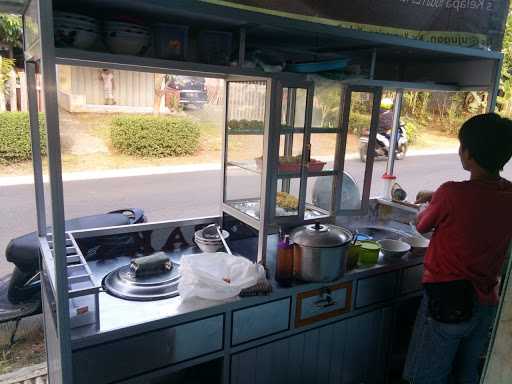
top-left (349, 112), bottom-right (371, 136)
top-left (403, 119), bottom-right (419, 144)
top-left (110, 115), bottom-right (200, 157)
top-left (0, 112), bottom-right (46, 165)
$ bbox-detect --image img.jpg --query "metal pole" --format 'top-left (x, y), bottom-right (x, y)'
top-left (487, 58), bottom-right (502, 113)
top-left (26, 61), bottom-right (47, 237)
top-left (386, 89), bottom-right (403, 176)
top-left (370, 49), bottom-right (377, 80)
top-left (38, 0), bottom-right (73, 382)
top-left (238, 28), bottom-right (246, 67)
top-left (282, 88), bottom-right (296, 193)
top-left (257, 78), bottom-right (279, 265)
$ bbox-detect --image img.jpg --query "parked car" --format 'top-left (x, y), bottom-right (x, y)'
top-left (165, 75), bottom-right (208, 109)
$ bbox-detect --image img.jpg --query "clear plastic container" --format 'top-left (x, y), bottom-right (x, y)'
top-left (152, 23), bottom-right (188, 60)
top-left (197, 30), bottom-right (233, 65)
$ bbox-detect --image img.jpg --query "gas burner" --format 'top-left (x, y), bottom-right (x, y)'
top-left (103, 260), bottom-right (180, 301)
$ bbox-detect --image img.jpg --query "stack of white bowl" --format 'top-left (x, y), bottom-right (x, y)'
top-left (54, 11), bottom-right (99, 50)
top-left (194, 226), bottom-right (230, 253)
top-left (104, 20), bottom-right (151, 55)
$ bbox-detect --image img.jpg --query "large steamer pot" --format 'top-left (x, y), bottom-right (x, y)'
top-left (291, 223), bottom-right (353, 282)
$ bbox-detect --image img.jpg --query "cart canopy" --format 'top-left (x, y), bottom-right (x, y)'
top-left (202, 0), bottom-right (510, 51)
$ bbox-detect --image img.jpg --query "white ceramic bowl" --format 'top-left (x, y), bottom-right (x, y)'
top-left (378, 239), bottom-right (411, 260)
top-left (55, 18), bottom-right (98, 31)
top-left (195, 229), bottom-right (229, 243)
top-left (54, 11), bottom-right (97, 24)
top-left (105, 36), bottom-right (149, 55)
top-left (196, 241), bottom-right (223, 253)
top-left (402, 236), bottom-right (430, 257)
top-left (104, 21), bottom-right (148, 32)
top-left (55, 27), bottom-right (99, 49)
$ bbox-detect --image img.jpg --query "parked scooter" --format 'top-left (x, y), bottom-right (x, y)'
top-left (3, 208), bottom-right (145, 315)
top-left (359, 121), bottom-right (408, 162)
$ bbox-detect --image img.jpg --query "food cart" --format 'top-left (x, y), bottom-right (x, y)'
top-left (3, 0), bottom-right (510, 382)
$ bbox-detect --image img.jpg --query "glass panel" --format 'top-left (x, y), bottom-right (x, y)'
top-left (225, 81), bottom-right (266, 218)
top-left (307, 176), bottom-right (334, 218)
top-left (281, 87), bottom-right (307, 131)
top-left (340, 91), bottom-right (374, 210)
top-left (24, 0), bottom-right (41, 58)
top-left (278, 133), bottom-right (304, 178)
top-left (275, 86), bottom-right (309, 218)
top-left (279, 87), bottom-right (308, 176)
top-left (312, 81), bottom-right (341, 129)
top-left (225, 167), bottom-right (263, 220)
top-left (275, 178), bottom-right (300, 217)
top-left (310, 133), bottom-right (336, 172)
top-left (294, 88), bottom-right (307, 129)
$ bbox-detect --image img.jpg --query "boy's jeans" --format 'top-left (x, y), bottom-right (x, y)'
top-left (403, 292), bottom-right (496, 384)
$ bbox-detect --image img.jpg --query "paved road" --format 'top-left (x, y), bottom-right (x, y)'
top-left (1, 153), bottom-right (511, 278)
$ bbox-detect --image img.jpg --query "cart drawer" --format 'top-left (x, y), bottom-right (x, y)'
top-left (295, 282), bottom-right (352, 328)
top-left (232, 298), bottom-right (290, 345)
top-left (355, 272), bottom-right (398, 308)
top-left (401, 264), bottom-right (424, 294)
top-left (72, 315), bottom-right (224, 384)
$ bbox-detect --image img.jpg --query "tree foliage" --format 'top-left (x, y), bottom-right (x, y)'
top-left (0, 56), bottom-right (15, 94)
top-left (0, 14), bottom-right (22, 48)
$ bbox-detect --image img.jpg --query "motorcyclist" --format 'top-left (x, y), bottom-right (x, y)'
top-left (377, 97), bottom-right (397, 154)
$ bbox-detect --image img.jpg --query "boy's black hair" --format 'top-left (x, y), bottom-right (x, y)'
top-left (459, 113), bottom-right (512, 173)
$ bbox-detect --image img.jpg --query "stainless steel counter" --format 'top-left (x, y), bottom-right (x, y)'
top-left (70, 248), bottom-right (423, 350)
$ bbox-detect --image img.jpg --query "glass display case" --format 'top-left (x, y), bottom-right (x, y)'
top-left (222, 76), bottom-right (368, 233)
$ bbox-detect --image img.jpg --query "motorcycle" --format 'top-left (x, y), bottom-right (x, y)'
top-left (2, 208), bottom-right (145, 320)
top-left (359, 122), bottom-right (408, 162)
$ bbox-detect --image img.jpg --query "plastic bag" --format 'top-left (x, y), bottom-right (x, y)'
top-left (178, 252), bottom-right (266, 302)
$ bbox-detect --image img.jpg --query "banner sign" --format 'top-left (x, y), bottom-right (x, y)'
top-left (201, 0), bottom-right (510, 50)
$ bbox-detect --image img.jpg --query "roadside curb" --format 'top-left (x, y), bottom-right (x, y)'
top-left (0, 149), bottom-right (458, 187)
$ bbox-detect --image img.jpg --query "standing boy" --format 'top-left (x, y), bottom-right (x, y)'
top-left (403, 113), bottom-right (512, 384)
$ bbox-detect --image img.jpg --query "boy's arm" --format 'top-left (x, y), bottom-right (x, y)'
top-left (416, 184), bottom-right (451, 234)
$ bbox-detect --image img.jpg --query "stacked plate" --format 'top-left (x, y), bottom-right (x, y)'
top-left (194, 225), bottom-right (230, 253)
top-left (104, 20), bottom-right (151, 55)
top-left (54, 11), bottom-right (99, 50)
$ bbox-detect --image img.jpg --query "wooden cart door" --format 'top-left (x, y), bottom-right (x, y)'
top-left (337, 86), bottom-right (382, 216)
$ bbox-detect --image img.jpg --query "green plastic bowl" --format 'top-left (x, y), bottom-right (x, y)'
top-left (358, 240), bottom-right (381, 266)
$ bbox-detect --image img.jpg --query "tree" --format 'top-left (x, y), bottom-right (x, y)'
top-left (0, 14), bottom-right (22, 57)
top-left (499, 6), bottom-right (512, 114)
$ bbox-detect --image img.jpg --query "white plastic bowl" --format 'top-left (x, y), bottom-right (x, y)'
top-left (378, 239), bottom-right (411, 260)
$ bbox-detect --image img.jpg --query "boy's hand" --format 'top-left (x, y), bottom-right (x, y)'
top-left (415, 190), bottom-right (434, 204)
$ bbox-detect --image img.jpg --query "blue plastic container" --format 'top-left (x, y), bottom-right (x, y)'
top-left (286, 58), bottom-right (349, 73)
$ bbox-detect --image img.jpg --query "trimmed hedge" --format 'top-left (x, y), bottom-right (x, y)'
top-left (0, 112), bottom-right (46, 165)
top-left (110, 115), bottom-right (201, 157)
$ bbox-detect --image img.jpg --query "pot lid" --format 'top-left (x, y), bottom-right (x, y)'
top-left (291, 223), bottom-right (353, 248)
top-left (103, 260), bottom-right (180, 301)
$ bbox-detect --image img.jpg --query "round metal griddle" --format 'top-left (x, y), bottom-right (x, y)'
top-left (103, 262), bottom-right (180, 301)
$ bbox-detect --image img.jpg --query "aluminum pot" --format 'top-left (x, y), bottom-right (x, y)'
top-left (291, 223), bottom-right (353, 282)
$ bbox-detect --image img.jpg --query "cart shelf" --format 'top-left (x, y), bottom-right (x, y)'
top-left (226, 161), bottom-right (337, 179)
top-left (55, 48), bottom-right (281, 79)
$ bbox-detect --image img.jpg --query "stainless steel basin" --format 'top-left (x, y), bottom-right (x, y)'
top-left (355, 225), bottom-right (410, 241)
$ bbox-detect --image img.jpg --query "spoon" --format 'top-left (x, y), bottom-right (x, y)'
top-left (216, 225), bottom-right (232, 255)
